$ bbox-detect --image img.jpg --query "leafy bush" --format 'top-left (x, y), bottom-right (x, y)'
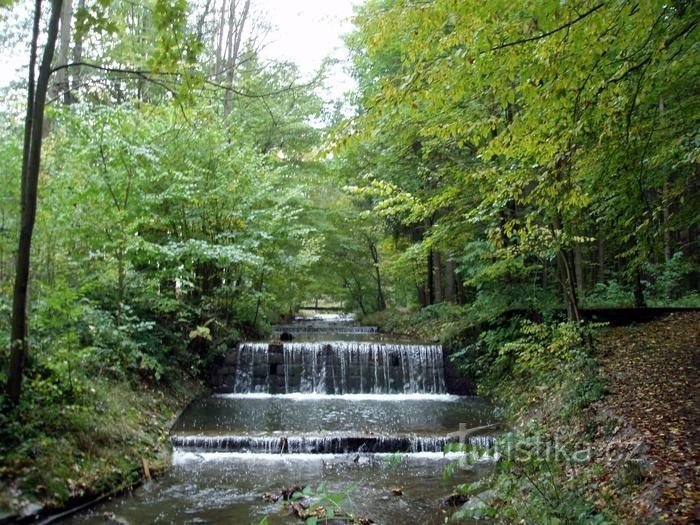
top-left (500, 321), bottom-right (588, 376)
top-left (643, 252), bottom-right (698, 304)
top-left (580, 253), bottom-right (699, 307)
top-left (450, 317), bottom-right (522, 391)
top-left (479, 431), bottom-right (611, 524)
top-left (579, 280), bottom-right (633, 308)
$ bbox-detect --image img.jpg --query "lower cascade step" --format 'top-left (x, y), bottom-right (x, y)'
top-left (170, 434), bottom-right (495, 454)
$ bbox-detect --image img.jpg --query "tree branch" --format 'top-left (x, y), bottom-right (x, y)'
top-left (50, 61), bottom-right (318, 99)
top-left (492, 3), bottom-right (605, 51)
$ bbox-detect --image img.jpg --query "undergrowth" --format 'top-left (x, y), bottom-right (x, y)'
top-left (372, 307), bottom-right (616, 523)
top-left (0, 371), bottom-right (200, 516)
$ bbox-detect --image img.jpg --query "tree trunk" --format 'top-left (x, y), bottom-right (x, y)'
top-left (195, 0), bottom-right (214, 42)
top-left (557, 249), bottom-right (581, 322)
top-left (352, 277), bottom-right (367, 315)
top-left (7, 0), bottom-right (63, 407)
top-left (596, 231), bottom-right (606, 284)
top-left (574, 243), bottom-right (584, 293)
top-left (417, 284), bottom-right (427, 307)
top-left (426, 251), bottom-right (434, 305)
top-left (222, 0), bottom-right (251, 117)
top-left (455, 275), bottom-right (467, 305)
top-left (445, 257), bottom-right (456, 302)
top-left (432, 250), bottom-right (443, 303)
top-left (215, 0), bottom-right (226, 77)
top-left (68, 0), bottom-right (85, 104)
top-left (367, 238), bottom-right (386, 311)
top-left (51, 0), bottom-right (72, 104)
top-left (663, 181), bottom-right (672, 262)
top-left (116, 243), bottom-right (125, 328)
top-left (252, 270), bottom-right (264, 326)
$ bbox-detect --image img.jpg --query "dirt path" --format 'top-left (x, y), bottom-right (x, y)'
top-left (594, 312), bottom-right (699, 523)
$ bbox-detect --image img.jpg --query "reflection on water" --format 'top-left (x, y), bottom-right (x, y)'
top-left (172, 395), bottom-right (495, 435)
top-left (64, 452), bottom-right (491, 525)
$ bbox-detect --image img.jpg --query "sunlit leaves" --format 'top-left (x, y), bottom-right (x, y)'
top-left (343, 0), bottom-right (698, 310)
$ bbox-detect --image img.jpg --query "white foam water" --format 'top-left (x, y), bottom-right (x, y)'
top-left (172, 450), bottom-right (473, 465)
top-left (231, 341), bottom-right (447, 394)
top-left (213, 392), bottom-right (464, 401)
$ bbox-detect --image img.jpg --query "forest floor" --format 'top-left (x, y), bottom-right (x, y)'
top-left (0, 375), bottom-right (203, 523)
top-left (586, 312), bottom-right (699, 523)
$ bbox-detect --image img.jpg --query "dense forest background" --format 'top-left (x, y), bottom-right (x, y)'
top-left (0, 0), bottom-right (698, 520)
top-left (0, 0), bottom-right (697, 451)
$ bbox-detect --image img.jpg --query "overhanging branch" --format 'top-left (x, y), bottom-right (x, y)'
top-left (50, 61), bottom-right (319, 99)
top-left (492, 3), bottom-right (605, 51)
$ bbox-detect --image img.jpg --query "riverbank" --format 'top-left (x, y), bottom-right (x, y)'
top-left (458, 312), bottom-right (698, 523)
top-left (368, 308), bottom-right (699, 523)
top-left (0, 374), bottom-right (204, 523)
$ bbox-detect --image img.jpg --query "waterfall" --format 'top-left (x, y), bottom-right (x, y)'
top-left (178, 316), bottom-right (498, 462)
top-left (230, 341), bottom-right (447, 395)
top-left (170, 434), bottom-right (495, 454)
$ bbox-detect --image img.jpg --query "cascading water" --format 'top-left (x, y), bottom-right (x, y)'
top-left (171, 434), bottom-right (495, 454)
top-left (65, 314), bottom-right (499, 525)
top-left (273, 313), bottom-right (378, 335)
top-left (229, 341), bottom-right (446, 394)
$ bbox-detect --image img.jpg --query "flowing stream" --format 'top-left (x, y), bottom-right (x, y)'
top-left (64, 314), bottom-right (498, 524)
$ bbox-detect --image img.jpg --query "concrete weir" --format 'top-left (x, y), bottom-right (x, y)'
top-left (210, 341), bottom-right (465, 395)
top-left (184, 315), bottom-right (494, 460)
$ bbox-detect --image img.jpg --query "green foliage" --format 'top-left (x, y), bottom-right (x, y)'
top-left (580, 253), bottom-right (700, 307)
top-left (500, 321), bottom-right (588, 376)
top-left (281, 483), bottom-right (365, 525)
top-left (450, 317), bottom-right (523, 392)
top-left (477, 432), bottom-right (612, 524)
top-left (580, 281), bottom-right (635, 308)
top-left (341, 0), bottom-right (699, 316)
top-left (643, 252), bottom-right (698, 303)
top-left (445, 316), bottom-right (609, 523)
top-left (0, 374), bottom-right (198, 512)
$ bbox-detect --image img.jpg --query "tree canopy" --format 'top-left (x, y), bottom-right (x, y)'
top-left (0, 0), bottom-right (697, 406)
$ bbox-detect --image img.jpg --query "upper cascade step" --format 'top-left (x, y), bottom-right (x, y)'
top-left (221, 341), bottom-right (447, 395)
top-left (272, 312), bottom-right (378, 334)
top-left (273, 324), bottom-right (379, 334)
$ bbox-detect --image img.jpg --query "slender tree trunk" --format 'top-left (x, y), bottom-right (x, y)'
top-left (663, 181), bottom-right (672, 262)
top-left (51, 0), bottom-right (72, 103)
top-left (455, 275), bottom-right (467, 305)
top-left (352, 277), bottom-right (367, 315)
top-left (116, 244), bottom-right (125, 328)
top-left (223, 0), bottom-right (250, 117)
top-left (367, 238), bottom-right (386, 310)
top-left (445, 257), bottom-right (456, 302)
top-left (195, 0), bottom-right (214, 42)
top-left (596, 231), bottom-right (606, 284)
top-left (69, 0), bottom-right (85, 104)
top-left (252, 270), bottom-right (264, 326)
top-left (7, 0), bottom-right (63, 407)
top-left (426, 251), bottom-right (434, 305)
top-left (574, 243), bottom-right (584, 293)
top-left (432, 250), bottom-right (443, 303)
top-left (417, 284), bottom-right (427, 307)
top-left (557, 250), bottom-right (581, 322)
top-left (215, 0), bottom-right (226, 77)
